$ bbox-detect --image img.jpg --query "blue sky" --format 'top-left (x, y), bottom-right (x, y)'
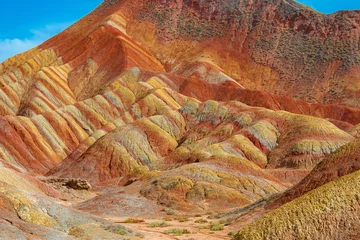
top-left (0, 0), bottom-right (102, 62)
top-left (0, 0), bottom-right (360, 62)
top-left (296, 0), bottom-right (360, 14)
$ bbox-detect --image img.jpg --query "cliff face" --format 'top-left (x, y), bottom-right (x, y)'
top-left (0, 0), bottom-right (359, 239)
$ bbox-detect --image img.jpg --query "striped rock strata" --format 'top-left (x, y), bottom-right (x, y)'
top-left (0, 0), bottom-right (360, 239)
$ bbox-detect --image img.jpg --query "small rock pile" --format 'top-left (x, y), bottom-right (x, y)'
top-left (41, 177), bottom-right (92, 191)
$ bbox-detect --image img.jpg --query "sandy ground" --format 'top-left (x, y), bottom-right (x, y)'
top-left (55, 185), bottom-right (242, 239)
top-left (107, 216), bottom-right (234, 240)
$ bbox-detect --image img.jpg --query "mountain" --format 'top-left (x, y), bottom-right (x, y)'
top-left (230, 138), bottom-right (360, 240)
top-left (234, 169), bottom-right (360, 239)
top-left (125, 0), bottom-right (360, 106)
top-left (0, 0), bottom-right (359, 239)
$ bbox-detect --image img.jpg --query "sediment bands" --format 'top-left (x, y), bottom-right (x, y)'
top-left (0, 0), bottom-right (359, 239)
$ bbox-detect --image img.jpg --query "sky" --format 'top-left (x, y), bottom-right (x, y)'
top-left (296, 0), bottom-right (360, 14)
top-left (0, 0), bottom-right (360, 62)
top-left (0, 0), bottom-right (102, 62)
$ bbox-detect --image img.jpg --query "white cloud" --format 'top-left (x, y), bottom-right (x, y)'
top-left (0, 38), bottom-right (42, 62)
top-left (0, 22), bottom-right (72, 63)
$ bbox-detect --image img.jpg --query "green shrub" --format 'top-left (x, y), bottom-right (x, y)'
top-left (104, 225), bottom-right (127, 235)
top-left (148, 221), bottom-right (169, 228)
top-left (210, 223), bottom-right (224, 231)
top-left (164, 228), bottom-right (191, 236)
top-left (195, 218), bottom-right (208, 224)
top-left (123, 218), bottom-right (144, 223)
top-left (176, 216), bottom-right (189, 222)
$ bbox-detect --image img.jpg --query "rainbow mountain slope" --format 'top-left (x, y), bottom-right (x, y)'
top-left (0, 0), bottom-right (360, 239)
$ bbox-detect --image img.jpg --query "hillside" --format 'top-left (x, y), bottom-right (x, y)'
top-left (0, 0), bottom-right (359, 239)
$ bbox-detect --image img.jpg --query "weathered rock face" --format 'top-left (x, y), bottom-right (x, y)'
top-left (269, 138), bottom-right (360, 209)
top-left (0, 0), bottom-right (360, 239)
top-left (0, 179), bottom-right (141, 239)
top-left (234, 170), bottom-right (360, 240)
top-left (126, 0), bottom-right (360, 106)
top-left (229, 138), bottom-right (360, 239)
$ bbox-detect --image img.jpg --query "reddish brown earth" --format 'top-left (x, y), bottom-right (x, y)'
top-left (0, 0), bottom-right (360, 239)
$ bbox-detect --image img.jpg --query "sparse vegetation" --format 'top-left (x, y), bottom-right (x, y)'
top-left (137, 0), bottom-right (238, 40)
top-left (104, 225), bottom-right (127, 235)
top-left (198, 225), bottom-right (210, 230)
top-left (198, 222), bottom-right (225, 231)
top-left (210, 223), bottom-right (224, 231)
top-left (148, 221), bottom-right (169, 228)
top-left (175, 216), bottom-right (190, 222)
top-left (164, 228), bottom-right (191, 236)
top-left (123, 218), bottom-right (145, 224)
top-left (163, 216), bottom-right (174, 221)
top-left (195, 218), bottom-right (208, 224)
top-left (164, 208), bottom-right (176, 215)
